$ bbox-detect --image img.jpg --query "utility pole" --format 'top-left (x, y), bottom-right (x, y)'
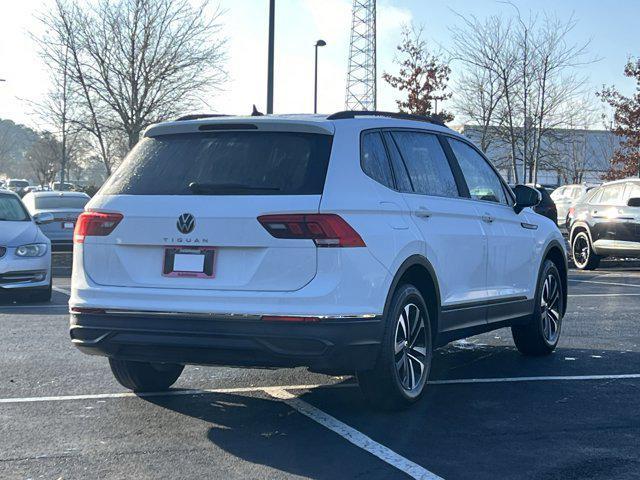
top-left (314, 40), bottom-right (326, 114)
top-left (266, 0), bottom-right (275, 114)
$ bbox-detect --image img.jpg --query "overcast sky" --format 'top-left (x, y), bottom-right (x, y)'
top-left (0, 0), bottom-right (637, 129)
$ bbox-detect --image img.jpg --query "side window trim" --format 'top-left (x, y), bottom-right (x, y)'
top-left (589, 188), bottom-right (603, 205)
top-left (381, 130), bottom-right (415, 193)
top-left (437, 134), bottom-right (470, 198)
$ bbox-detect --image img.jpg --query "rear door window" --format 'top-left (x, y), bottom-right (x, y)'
top-left (361, 132), bottom-right (395, 189)
top-left (390, 131), bottom-right (459, 197)
top-left (569, 187), bottom-right (583, 199)
top-left (101, 131), bottom-right (333, 196)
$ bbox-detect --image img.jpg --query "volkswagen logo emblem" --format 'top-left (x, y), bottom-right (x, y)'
top-left (177, 213), bottom-right (195, 234)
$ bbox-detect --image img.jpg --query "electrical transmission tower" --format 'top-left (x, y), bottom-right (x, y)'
top-left (345, 0), bottom-right (376, 111)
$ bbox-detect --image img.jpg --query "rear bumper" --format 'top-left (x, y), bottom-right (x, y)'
top-left (70, 311), bottom-right (384, 374)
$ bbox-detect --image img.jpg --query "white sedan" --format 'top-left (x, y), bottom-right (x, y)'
top-left (0, 189), bottom-right (53, 302)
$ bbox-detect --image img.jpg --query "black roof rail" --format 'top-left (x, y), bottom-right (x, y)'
top-left (174, 113), bottom-right (230, 122)
top-left (326, 110), bottom-right (445, 126)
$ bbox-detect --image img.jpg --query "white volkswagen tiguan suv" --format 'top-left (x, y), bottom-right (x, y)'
top-left (70, 111), bottom-right (567, 409)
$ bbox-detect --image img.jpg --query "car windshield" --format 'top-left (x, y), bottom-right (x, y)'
top-left (100, 131), bottom-right (334, 196)
top-left (0, 194), bottom-right (30, 221)
top-left (35, 196), bottom-right (89, 210)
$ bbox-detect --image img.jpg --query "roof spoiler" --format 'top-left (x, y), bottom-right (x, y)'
top-left (174, 114), bottom-right (230, 122)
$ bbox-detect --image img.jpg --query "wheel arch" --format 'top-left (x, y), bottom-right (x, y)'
top-left (569, 221), bottom-right (592, 245)
top-left (384, 255), bottom-right (441, 340)
top-left (540, 240), bottom-right (568, 316)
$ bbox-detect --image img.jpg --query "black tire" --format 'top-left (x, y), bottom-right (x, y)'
top-left (512, 260), bottom-right (564, 356)
top-left (571, 231), bottom-right (600, 270)
top-left (357, 284), bottom-right (433, 410)
top-left (109, 358), bottom-right (184, 392)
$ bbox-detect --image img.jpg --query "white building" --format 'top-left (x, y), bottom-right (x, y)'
top-left (456, 125), bottom-right (620, 187)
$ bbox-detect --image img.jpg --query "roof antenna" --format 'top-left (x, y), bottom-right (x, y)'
top-left (251, 105), bottom-right (264, 116)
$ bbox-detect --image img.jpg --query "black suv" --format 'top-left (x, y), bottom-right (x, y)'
top-left (568, 178), bottom-right (640, 270)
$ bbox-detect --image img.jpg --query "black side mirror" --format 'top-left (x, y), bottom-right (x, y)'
top-left (513, 184), bottom-right (541, 214)
top-left (628, 197), bottom-right (640, 207)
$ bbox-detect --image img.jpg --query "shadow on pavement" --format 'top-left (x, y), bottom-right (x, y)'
top-left (142, 388), bottom-right (401, 480)
top-left (144, 344), bottom-right (640, 480)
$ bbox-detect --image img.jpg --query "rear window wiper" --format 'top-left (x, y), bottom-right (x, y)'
top-left (188, 182), bottom-right (281, 194)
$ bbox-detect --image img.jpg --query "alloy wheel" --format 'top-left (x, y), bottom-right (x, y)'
top-left (394, 303), bottom-right (428, 392)
top-left (540, 273), bottom-right (561, 343)
top-left (573, 234), bottom-right (589, 268)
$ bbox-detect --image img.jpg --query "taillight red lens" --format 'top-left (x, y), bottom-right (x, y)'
top-left (74, 212), bottom-right (123, 243)
top-left (257, 214), bottom-right (365, 247)
top-left (568, 207), bottom-right (575, 216)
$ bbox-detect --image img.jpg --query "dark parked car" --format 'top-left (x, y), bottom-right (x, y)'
top-left (21, 191), bottom-right (90, 252)
top-left (510, 184), bottom-right (557, 224)
top-left (568, 178), bottom-right (640, 269)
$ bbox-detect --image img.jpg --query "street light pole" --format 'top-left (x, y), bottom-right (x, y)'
top-left (314, 40), bottom-right (326, 114)
top-left (266, 0), bottom-right (275, 114)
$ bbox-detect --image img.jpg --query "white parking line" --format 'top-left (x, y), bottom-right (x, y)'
top-left (264, 387), bottom-right (443, 480)
top-left (0, 383), bottom-right (342, 404)
top-left (569, 293), bottom-right (640, 297)
top-left (429, 373), bottom-right (640, 385)
top-left (4, 373), bottom-right (640, 405)
top-left (569, 279), bottom-right (640, 288)
top-left (52, 286), bottom-right (71, 296)
top-left (0, 304), bottom-right (68, 311)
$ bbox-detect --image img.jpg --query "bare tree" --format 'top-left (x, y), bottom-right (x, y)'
top-left (450, 14), bottom-right (521, 181)
top-left (29, 38), bottom-right (79, 186)
top-left (450, 8), bottom-right (596, 183)
top-left (25, 133), bottom-right (60, 186)
top-left (453, 64), bottom-right (503, 152)
top-left (36, 0), bottom-right (227, 175)
top-left (0, 125), bottom-right (17, 171)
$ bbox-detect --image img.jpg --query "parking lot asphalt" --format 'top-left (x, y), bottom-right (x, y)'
top-left (1, 262), bottom-right (639, 479)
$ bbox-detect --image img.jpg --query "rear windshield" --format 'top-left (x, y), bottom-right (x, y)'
top-left (35, 196), bottom-right (89, 210)
top-left (0, 194), bottom-right (30, 221)
top-left (101, 131), bottom-right (334, 195)
top-left (8, 180), bottom-right (29, 188)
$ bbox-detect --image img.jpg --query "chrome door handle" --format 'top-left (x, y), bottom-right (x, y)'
top-left (481, 214), bottom-right (494, 223)
top-left (414, 207), bottom-right (432, 218)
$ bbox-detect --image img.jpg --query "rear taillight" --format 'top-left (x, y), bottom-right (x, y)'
top-left (74, 212), bottom-right (123, 243)
top-left (568, 207), bottom-right (575, 216)
top-left (257, 214), bottom-right (365, 247)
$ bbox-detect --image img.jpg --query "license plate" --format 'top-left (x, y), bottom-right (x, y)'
top-left (163, 247), bottom-right (216, 278)
top-left (62, 222), bottom-right (75, 229)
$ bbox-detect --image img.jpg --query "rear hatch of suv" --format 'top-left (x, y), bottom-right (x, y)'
top-left (81, 119), bottom-right (334, 292)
